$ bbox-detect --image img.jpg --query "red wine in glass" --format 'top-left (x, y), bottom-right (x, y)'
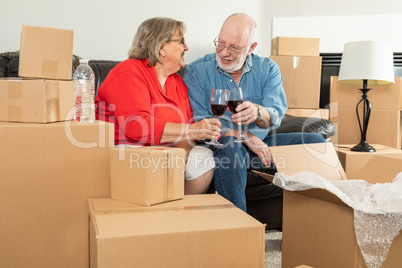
top-left (228, 100), bottom-right (243, 113)
top-left (211, 104), bottom-right (227, 117)
top-left (206, 88), bottom-right (228, 146)
top-left (228, 86), bottom-right (250, 142)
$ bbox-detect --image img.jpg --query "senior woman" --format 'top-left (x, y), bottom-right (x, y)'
top-left (95, 17), bottom-right (220, 194)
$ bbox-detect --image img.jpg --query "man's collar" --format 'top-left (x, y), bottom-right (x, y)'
top-left (243, 55), bottom-right (253, 73)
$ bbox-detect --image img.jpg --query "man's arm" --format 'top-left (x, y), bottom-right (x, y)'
top-left (230, 58), bottom-right (287, 135)
top-left (182, 65), bottom-right (212, 123)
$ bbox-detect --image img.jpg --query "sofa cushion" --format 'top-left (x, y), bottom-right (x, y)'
top-left (89, 60), bottom-right (120, 96)
top-left (6, 58), bottom-right (19, 77)
top-left (0, 57), bottom-right (9, 77)
top-left (269, 114), bottom-right (335, 140)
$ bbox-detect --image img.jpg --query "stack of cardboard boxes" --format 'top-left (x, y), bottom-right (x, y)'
top-left (266, 36), bottom-right (402, 267)
top-left (270, 37), bottom-right (328, 120)
top-left (88, 146), bottom-right (266, 267)
top-left (0, 25), bottom-right (115, 267)
top-left (330, 76), bottom-right (402, 149)
top-left (0, 25), bottom-right (75, 123)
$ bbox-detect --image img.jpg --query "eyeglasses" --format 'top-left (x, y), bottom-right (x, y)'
top-left (213, 36), bottom-right (247, 57)
top-left (170, 37), bottom-right (186, 46)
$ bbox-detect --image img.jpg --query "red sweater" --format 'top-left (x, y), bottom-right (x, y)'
top-left (95, 59), bottom-right (193, 146)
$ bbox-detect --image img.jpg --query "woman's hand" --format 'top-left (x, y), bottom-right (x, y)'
top-left (187, 118), bottom-right (221, 141)
top-left (244, 136), bottom-right (273, 168)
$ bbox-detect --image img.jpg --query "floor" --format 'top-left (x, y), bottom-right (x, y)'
top-left (265, 230), bottom-right (282, 268)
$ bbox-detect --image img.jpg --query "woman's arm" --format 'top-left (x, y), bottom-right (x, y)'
top-left (160, 119), bottom-right (221, 144)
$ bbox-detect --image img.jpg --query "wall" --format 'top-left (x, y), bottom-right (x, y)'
top-left (262, 0), bottom-right (402, 56)
top-left (2, 0), bottom-right (402, 63)
top-left (272, 14), bottom-right (402, 52)
top-left (1, 0), bottom-right (261, 63)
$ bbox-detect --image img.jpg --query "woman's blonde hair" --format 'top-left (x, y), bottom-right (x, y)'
top-left (128, 17), bottom-right (186, 66)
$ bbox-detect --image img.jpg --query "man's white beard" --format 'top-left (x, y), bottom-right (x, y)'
top-left (216, 52), bottom-right (248, 73)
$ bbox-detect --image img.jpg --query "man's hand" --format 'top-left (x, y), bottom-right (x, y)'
top-left (231, 101), bottom-right (271, 129)
top-left (231, 101), bottom-right (258, 125)
top-left (244, 136), bottom-right (273, 168)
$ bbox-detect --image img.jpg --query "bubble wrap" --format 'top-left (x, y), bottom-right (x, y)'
top-left (273, 171), bottom-right (402, 268)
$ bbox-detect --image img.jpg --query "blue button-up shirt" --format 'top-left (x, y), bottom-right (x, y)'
top-left (183, 53), bottom-right (287, 141)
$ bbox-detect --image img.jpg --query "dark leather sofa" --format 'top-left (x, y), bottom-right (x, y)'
top-left (0, 57), bottom-right (335, 230)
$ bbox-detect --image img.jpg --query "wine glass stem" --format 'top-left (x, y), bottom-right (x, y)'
top-left (239, 123), bottom-right (244, 138)
top-left (212, 115), bottom-right (219, 142)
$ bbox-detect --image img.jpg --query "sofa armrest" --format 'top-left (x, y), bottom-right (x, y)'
top-left (269, 114), bottom-right (335, 140)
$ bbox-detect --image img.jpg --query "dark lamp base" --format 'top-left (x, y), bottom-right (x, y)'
top-left (351, 141), bottom-right (376, 152)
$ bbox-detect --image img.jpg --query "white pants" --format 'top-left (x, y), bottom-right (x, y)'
top-left (185, 145), bottom-right (215, 181)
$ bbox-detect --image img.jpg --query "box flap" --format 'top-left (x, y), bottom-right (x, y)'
top-left (90, 194), bottom-right (232, 214)
top-left (269, 142), bottom-right (347, 181)
top-left (353, 154), bottom-right (402, 182)
top-left (89, 194), bottom-right (263, 238)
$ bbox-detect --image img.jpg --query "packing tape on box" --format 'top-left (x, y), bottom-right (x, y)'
top-left (45, 81), bottom-right (61, 122)
top-left (41, 59), bottom-right (59, 78)
top-left (273, 171), bottom-right (402, 268)
top-left (292, 56), bottom-right (300, 69)
top-left (157, 149), bottom-right (171, 202)
top-left (156, 148), bottom-right (185, 202)
top-left (6, 82), bottom-right (23, 121)
top-left (165, 150), bottom-right (176, 202)
top-left (92, 203), bottom-right (236, 216)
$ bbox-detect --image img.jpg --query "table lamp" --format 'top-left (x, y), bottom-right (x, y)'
top-left (337, 40), bottom-right (395, 152)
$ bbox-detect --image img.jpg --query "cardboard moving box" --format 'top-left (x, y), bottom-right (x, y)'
top-left (19, 25), bottom-right (74, 80)
top-left (280, 187), bottom-right (402, 268)
top-left (0, 121), bottom-right (114, 268)
top-left (286, 108), bottom-right (329, 120)
top-left (111, 146), bottom-right (185, 206)
top-left (0, 78), bottom-right (74, 123)
top-left (330, 107), bottom-right (401, 149)
top-left (89, 194), bottom-right (265, 268)
top-left (255, 142), bottom-right (402, 268)
top-left (336, 144), bottom-right (402, 183)
top-left (330, 76), bottom-right (402, 110)
top-left (271, 37), bottom-right (320, 56)
top-left (270, 56), bottom-right (322, 109)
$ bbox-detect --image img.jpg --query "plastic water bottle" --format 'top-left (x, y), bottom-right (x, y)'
top-left (73, 59), bottom-right (95, 123)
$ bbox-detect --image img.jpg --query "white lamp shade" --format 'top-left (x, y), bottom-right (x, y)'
top-left (338, 40), bottom-right (395, 86)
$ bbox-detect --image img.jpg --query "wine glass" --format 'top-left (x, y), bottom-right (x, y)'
top-left (206, 88), bottom-right (228, 146)
top-left (228, 86), bottom-right (250, 143)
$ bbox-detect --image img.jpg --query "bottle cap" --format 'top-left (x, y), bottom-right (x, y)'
top-left (79, 59), bottom-right (89, 64)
